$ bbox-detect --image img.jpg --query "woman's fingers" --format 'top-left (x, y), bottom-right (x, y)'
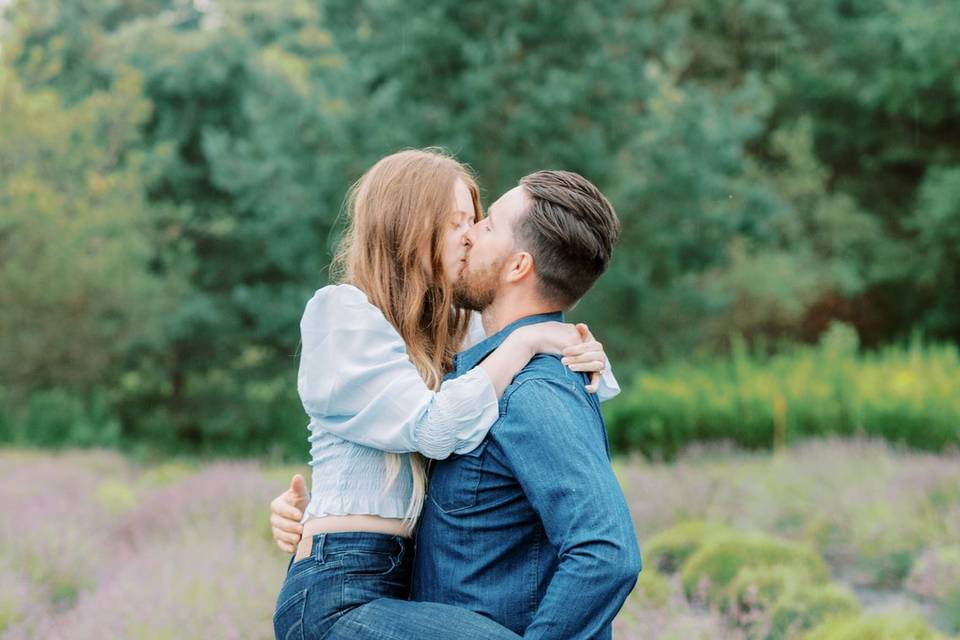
top-left (562, 340), bottom-right (603, 357)
top-left (570, 323), bottom-right (603, 392)
top-left (565, 360), bottom-right (606, 372)
top-left (562, 352), bottom-right (605, 368)
top-left (586, 371), bottom-right (601, 393)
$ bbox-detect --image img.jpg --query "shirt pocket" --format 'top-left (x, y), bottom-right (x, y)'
top-left (427, 440), bottom-right (488, 514)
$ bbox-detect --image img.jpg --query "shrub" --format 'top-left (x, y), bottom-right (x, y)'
top-left (725, 564), bottom-right (820, 619)
top-left (767, 583), bottom-right (861, 640)
top-left (633, 569), bottom-right (672, 608)
top-left (906, 546), bottom-right (960, 634)
top-left (802, 612), bottom-right (951, 640)
top-left (906, 546), bottom-right (960, 601)
top-left (645, 520), bottom-right (733, 574)
top-left (604, 337), bottom-right (960, 458)
top-left (848, 503), bottom-right (935, 587)
top-left (681, 533), bottom-right (828, 603)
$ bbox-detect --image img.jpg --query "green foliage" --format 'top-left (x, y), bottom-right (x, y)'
top-left (0, 64), bottom-right (173, 393)
top-left (802, 612), bottom-right (951, 640)
top-left (848, 502), bottom-right (937, 588)
top-left (605, 327), bottom-right (960, 458)
top-left (2, 0), bottom-right (959, 458)
top-left (726, 564), bottom-right (820, 618)
top-left (680, 533), bottom-right (828, 602)
top-left (644, 520), bottom-right (732, 574)
top-left (907, 546), bottom-right (960, 634)
top-left (767, 583), bottom-right (861, 640)
top-left (634, 569), bottom-right (672, 608)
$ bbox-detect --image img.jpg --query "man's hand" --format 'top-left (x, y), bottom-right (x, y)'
top-left (270, 474), bottom-right (308, 553)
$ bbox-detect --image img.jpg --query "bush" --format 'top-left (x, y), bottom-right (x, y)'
top-left (645, 520), bottom-right (733, 574)
top-left (6, 390), bottom-right (121, 450)
top-left (725, 564), bottom-right (820, 619)
top-left (802, 612), bottom-right (951, 640)
top-left (633, 569), bottom-right (672, 608)
top-left (680, 533), bottom-right (828, 603)
top-left (767, 583), bottom-right (861, 640)
top-left (605, 335), bottom-right (960, 458)
top-left (906, 546), bottom-right (960, 602)
top-left (848, 503), bottom-right (936, 588)
top-left (906, 546), bottom-right (960, 634)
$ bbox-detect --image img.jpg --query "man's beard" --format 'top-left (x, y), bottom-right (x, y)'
top-left (452, 255), bottom-right (506, 312)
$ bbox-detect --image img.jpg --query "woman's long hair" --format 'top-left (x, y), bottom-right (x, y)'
top-left (330, 149), bottom-right (483, 533)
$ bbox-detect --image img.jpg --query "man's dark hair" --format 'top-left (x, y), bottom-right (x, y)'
top-left (515, 170), bottom-right (620, 308)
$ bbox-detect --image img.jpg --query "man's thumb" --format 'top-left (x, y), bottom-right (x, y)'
top-left (290, 474), bottom-right (308, 498)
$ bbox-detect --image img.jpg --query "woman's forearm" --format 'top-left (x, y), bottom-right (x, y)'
top-left (479, 332), bottom-right (535, 397)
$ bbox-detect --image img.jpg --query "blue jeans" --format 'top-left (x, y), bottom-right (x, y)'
top-left (273, 532), bottom-right (520, 640)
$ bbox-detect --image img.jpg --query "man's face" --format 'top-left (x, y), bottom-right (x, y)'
top-left (453, 186), bottom-right (529, 311)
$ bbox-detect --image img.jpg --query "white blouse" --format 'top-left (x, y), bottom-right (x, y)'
top-left (298, 284), bottom-right (620, 520)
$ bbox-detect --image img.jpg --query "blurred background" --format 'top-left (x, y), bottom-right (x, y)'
top-left (1, 1), bottom-right (958, 638)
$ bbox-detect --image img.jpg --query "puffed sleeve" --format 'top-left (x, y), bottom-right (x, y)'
top-left (297, 285), bottom-right (499, 459)
top-left (596, 366), bottom-right (621, 401)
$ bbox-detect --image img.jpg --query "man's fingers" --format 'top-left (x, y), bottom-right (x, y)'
top-left (272, 525), bottom-right (302, 546)
top-left (275, 504), bottom-right (304, 523)
top-left (290, 474), bottom-right (308, 500)
top-left (283, 490), bottom-right (307, 511)
top-left (272, 495), bottom-right (304, 522)
top-left (271, 512), bottom-right (303, 534)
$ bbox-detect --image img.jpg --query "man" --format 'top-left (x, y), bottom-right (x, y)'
top-left (271, 170), bottom-right (641, 638)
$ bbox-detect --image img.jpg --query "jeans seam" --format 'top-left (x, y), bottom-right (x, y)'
top-left (529, 528), bottom-right (540, 614)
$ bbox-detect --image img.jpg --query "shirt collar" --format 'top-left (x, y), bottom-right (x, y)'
top-left (453, 311), bottom-right (565, 375)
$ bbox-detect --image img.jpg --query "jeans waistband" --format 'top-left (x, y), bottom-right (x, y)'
top-left (306, 532), bottom-right (409, 563)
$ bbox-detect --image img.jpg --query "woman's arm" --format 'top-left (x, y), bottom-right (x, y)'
top-left (467, 311), bottom-right (618, 399)
top-left (300, 287), bottom-right (612, 460)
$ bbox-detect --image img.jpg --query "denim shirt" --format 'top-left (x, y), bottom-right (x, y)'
top-left (412, 312), bottom-right (642, 639)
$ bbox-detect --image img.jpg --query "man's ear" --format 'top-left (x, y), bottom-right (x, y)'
top-left (505, 251), bottom-right (535, 283)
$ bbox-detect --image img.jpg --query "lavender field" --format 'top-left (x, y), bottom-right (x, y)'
top-left (2, 440), bottom-right (959, 639)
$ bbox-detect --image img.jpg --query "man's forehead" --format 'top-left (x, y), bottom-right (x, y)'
top-left (488, 185), bottom-right (529, 222)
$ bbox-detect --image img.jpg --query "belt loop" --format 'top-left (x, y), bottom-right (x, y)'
top-left (395, 535), bottom-right (405, 564)
top-left (313, 533), bottom-right (326, 563)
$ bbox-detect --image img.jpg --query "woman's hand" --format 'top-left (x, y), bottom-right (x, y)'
top-left (514, 322), bottom-right (608, 393)
top-left (562, 324), bottom-right (607, 393)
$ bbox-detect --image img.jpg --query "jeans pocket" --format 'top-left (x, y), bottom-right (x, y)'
top-left (337, 551), bottom-right (397, 578)
top-left (273, 588), bottom-right (307, 640)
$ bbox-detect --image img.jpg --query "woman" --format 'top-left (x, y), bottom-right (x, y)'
top-left (273, 149), bottom-right (616, 639)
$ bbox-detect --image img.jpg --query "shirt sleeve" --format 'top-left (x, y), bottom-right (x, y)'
top-left (596, 364), bottom-right (621, 401)
top-left (490, 378), bottom-right (641, 639)
top-left (297, 286), bottom-right (499, 459)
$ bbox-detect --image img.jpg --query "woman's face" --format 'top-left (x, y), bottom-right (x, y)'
top-left (434, 177), bottom-right (476, 286)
